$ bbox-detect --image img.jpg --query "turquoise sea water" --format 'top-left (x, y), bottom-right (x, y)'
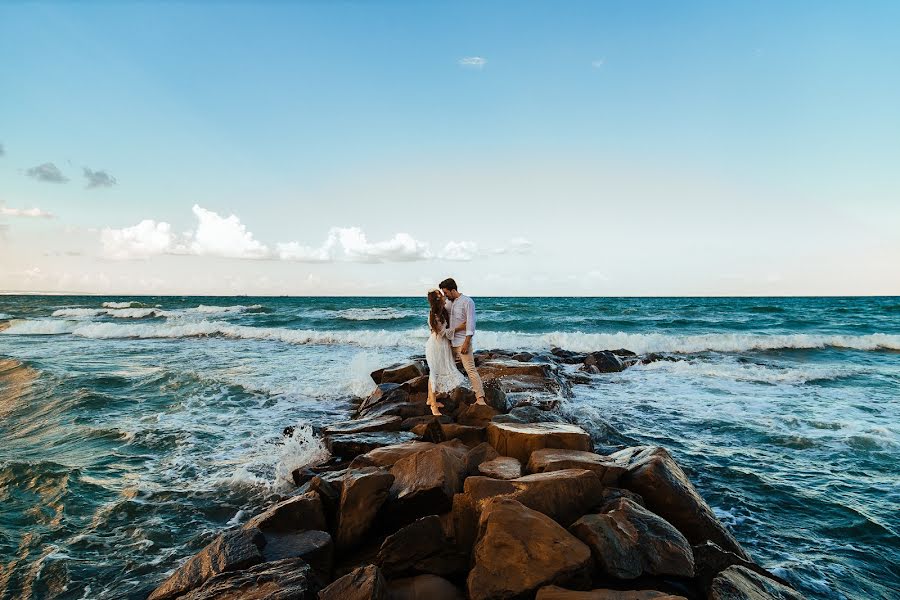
top-left (0, 296), bottom-right (898, 599)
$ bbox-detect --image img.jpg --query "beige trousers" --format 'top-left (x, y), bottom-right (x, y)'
top-left (453, 345), bottom-right (485, 400)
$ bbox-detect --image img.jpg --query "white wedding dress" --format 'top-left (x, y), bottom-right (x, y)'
top-left (425, 325), bottom-right (465, 393)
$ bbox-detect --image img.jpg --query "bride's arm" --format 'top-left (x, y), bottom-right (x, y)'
top-left (442, 319), bottom-right (466, 339)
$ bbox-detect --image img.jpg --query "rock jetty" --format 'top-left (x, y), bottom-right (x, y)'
top-left (147, 349), bottom-right (804, 600)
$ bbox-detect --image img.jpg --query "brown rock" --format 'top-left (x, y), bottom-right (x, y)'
top-left (318, 564), bottom-right (387, 600)
top-left (492, 405), bottom-right (568, 425)
top-left (336, 467), bottom-right (395, 550)
top-left (439, 438), bottom-right (471, 461)
top-left (569, 498), bottom-right (694, 579)
top-left (477, 456), bottom-right (522, 480)
top-left (536, 586), bottom-right (687, 599)
top-left (244, 491), bottom-right (326, 533)
top-left (178, 557), bottom-right (318, 600)
top-left (380, 362), bottom-right (426, 385)
top-left (693, 541), bottom-right (794, 592)
top-left (709, 565), bottom-right (805, 600)
top-left (402, 374), bottom-right (430, 394)
top-left (387, 445), bottom-right (467, 522)
top-left (440, 423), bottom-right (487, 446)
top-left (610, 446), bottom-right (749, 559)
top-left (464, 469), bottom-right (604, 526)
top-left (467, 497), bottom-right (592, 600)
top-left (350, 441), bottom-right (436, 469)
top-left (528, 449), bottom-right (626, 485)
top-left (388, 574), bottom-right (466, 600)
top-left (358, 383), bottom-right (408, 415)
top-left (400, 415), bottom-right (453, 431)
top-left (147, 528), bottom-right (265, 600)
top-left (464, 442), bottom-right (501, 475)
top-left (487, 421), bottom-right (592, 463)
top-left (325, 431), bottom-right (418, 459)
top-left (451, 492), bottom-right (479, 554)
top-left (260, 530), bottom-right (333, 582)
top-left (456, 403), bottom-right (500, 427)
top-left (376, 515), bottom-right (467, 577)
top-left (324, 415), bottom-right (402, 435)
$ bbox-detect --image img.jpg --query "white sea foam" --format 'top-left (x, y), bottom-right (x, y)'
top-left (273, 424), bottom-right (330, 490)
top-left (2, 319), bottom-right (73, 335)
top-left (633, 359), bottom-right (855, 385)
top-left (333, 307), bottom-right (416, 321)
top-left (102, 301), bottom-right (153, 309)
top-left (50, 304), bottom-right (263, 320)
top-left (0, 312), bottom-right (12, 320)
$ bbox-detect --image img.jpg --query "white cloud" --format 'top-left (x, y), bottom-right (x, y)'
top-left (101, 220), bottom-right (175, 260)
top-left (187, 204), bottom-right (269, 259)
top-left (440, 241), bottom-right (479, 261)
top-left (458, 56), bottom-right (487, 69)
top-left (278, 227), bottom-right (432, 263)
top-left (1, 205), bottom-right (55, 218)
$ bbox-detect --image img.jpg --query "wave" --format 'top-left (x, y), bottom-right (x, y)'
top-left (632, 359), bottom-right (857, 385)
top-left (0, 312), bottom-right (12, 320)
top-left (50, 304), bottom-right (266, 320)
top-left (4, 320), bottom-right (900, 354)
top-left (333, 308), bottom-right (417, 321)
top-left (102, 301), bottom-right (154, 309)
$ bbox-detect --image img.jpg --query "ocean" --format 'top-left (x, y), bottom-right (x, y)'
top-left (0, 296), bottom-right (898, 599)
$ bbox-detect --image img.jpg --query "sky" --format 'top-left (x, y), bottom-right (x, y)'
top-left (1, 1), bottom-right (898, 296)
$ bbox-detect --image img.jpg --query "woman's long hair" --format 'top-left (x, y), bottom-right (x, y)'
top-left (428, 290), bottom-right (449, 334)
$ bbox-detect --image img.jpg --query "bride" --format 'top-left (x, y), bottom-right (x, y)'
top-left (425, 289), bottom-right (466, 416)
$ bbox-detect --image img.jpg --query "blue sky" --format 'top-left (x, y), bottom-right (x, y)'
top-left (1, 1), bottom-right (898, 295)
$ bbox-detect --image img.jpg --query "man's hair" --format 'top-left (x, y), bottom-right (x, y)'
top-left (439, 278), bottom-right (458, 291)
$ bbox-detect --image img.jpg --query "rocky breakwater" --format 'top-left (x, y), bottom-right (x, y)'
top-left (147, 350), bottom-right (805, 600)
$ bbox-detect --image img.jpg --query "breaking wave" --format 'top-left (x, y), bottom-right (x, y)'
top-left (50, 304), bottom-right (266, 320)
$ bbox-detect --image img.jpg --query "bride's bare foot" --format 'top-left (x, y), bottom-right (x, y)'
top-left (475, 397), bottom-right (487, 406)
top-left (430, 409), bottom-right (443, 416)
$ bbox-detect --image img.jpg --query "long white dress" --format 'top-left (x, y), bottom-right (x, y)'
top-left (425, 324), bottom-right (465, 393)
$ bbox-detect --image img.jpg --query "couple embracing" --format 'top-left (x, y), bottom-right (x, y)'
top-left (424, 278), bottom-right (486, 417)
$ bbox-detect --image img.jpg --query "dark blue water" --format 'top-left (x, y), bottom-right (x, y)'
top-left (1, 296), bottom-right (898, 599)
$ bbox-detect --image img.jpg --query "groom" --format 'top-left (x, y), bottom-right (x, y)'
top-left (439, 278), bottom-right (487, 406)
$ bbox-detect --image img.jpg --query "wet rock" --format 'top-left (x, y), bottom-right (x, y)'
top-left (536, 586), bottom-right (687, 599)
top-left (492, 405), bottom-right (568, 425)
top-left (440, 423), bottom-right (487, 446)
top-left (318, 564), bottom-right (387, 600)
top-left (402, 374), bottom-right (430, 394)
top-left (477, 456), bottom-right (522, 480)
top-left (335, 468), bottom-right (394, 550)
top-left (177, 557), bottom-right (318, 600)
top-left (464, 442), bottom-right (501, 475)
top-left (379, 362), bottom-right (426, 385)
top-left (482, 381), bottom-right (508, 412)
top-left (456, 403), bottom-right (500, 427)
top-left (527, 448), bottom-right (627, 485)
top-left (400, 415), bottom-right (453, 431)
top-left (487, 421), bottom-right (592, 464)
top-left (610, 446), bottom-right (749, 559)
top-left (709, 565), bottom-right (805, 600)
top-left (464, 469), bottom-right (604, 526)
top-left (244, 491), bottom-right (326, 533)
top-left (511, 352), bottom-right (535, 362)
top-left (467, 497), bottom-right (592, 600)
top-left (569, 498), bottom-right (694, 579)
top-left (551, 348), bottom-right (590, 365)
top-left (413, 419), bottom-right (446, 443)
top-left (582, 351), bottom-right (625, 373)
top-left (325, 431), bottom-right (418, 459)
top-left (371, 364), bottom-right (402, 384)
top-left (693, 541), bottom-right (794, 593)
top-left (376, 515), bottom-right (467, 577)
top-left (386, 445), bottom-right (467, 523)
top-left (147, 527), bottom-right (266, 600)
top-left (350, 441), bottom-right (436, 469)
top-left (324, 415), bottom-right (402, 435)
top-left (388, 574), bottom-right (466, 600)
top-left (261, 530), bottom-right (333, 582)
top-left (358, 383), bottom-right (407, 415)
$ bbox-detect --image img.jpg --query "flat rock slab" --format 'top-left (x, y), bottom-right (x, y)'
top-left (528, 448), bottom-right (626, 485)
top-left (177, 557), bottom-right (317, 600)
top-left (537, 586), bottom-right (688, 599)
top-left (324, 415), bottom-right (402, 435)
top-left (569, 498), bottom-right (694, 579)
top-left (610, 446), bottom-right (748, 559)
top-left (487, 422), bottom-right (592, 463)
top-left (478, 456), bottom-right (522, 480)
top-left (318, 564), bottom-right (387, 600)
top-left (350, 441), bottom-right (437, 469)
top-left (243, 490), bottom-right (326, 533)
top-left (325, 431), bottom-right (418, 459)
top-left (388, 574), bottom-right (466, 600)
top-left (467, 497), bottom-right (591, 600)
top-left (710, 565), bottom-right (806, 600)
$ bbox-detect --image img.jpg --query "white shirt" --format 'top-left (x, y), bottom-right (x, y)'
top-left (446, 294), bottom-right (476, 347)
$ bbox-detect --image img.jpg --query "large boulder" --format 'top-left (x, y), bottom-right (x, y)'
top-left (388, 574), bottom-right (466, 600)
top-left (536, 587), bottom-right (687, 599)
top-left (492, 405), bottom-right (568, 425)
top-left (378, 362), bottom-right (426, 385)
top-left (487, 421), bottom-right (592, 465)
top-left (325, 431), bottom-right (418, 459)
top-left (259, 530), bottom-right (333, 582)
top-left (693, 541), bottom-right (794, 592)
top-left (324, 415), bottom-right (402, 435)
top-left (569, 498), bottom-right (694, 579)
top-left (386, 445), bottom-right (467, 523)
top-left (357, 383), bottom-right (407, 414)
top-left (477, 456), bottom-right (522, 480)
top-left (177, 557), bottom-right (318, 600)
top-left (528, 449), bottom-right (626, 485)
top-left (464, 469), bottom-right (604, 526)
top-left (318, 564), bottom-right (387, 600)
top-left (610, 446), bottom-right (748, 559)
top-left (350, 441), bottom-right (436, 469)
top-left (456, 403), bottom-right (500, 427)
top-left (581, 351), bottom-right (625, 373)
top-left (709, 565), bottom-right (805, 600)
top-left (148, 528), bottom-right (266, 600)
top-left (244, 491), bottom-right (326, 533)
top-left (467, 497), bottom-right (592, 600)
top-left (376, 515), bottom-right (466, 577)
top-left (335, 467), bottom-right (394, 550)
top-left (464, 442), bottom-right (501, 475)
